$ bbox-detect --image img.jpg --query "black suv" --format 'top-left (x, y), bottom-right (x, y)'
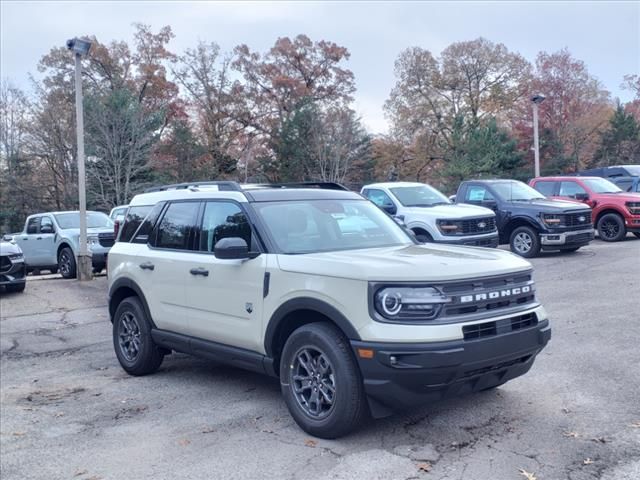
top-left (455, 180), bottom-right (594, 257)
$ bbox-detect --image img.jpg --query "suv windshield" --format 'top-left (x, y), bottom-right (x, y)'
top-left (492, 181), bottom-right (545, 201)
top-left (54, 212), bottom-right (113, 229)
top-left (582, 178), bottom-right (623, 193)
top-left (389, 185), bottom-right (450, 207)
top-left (254, 199), bottom-right (413, 254)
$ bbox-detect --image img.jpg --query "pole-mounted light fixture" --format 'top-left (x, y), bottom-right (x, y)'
top-left (66, 37), bottom-right (92, 56)
top-left (531, 94), bottom-right (546, 178)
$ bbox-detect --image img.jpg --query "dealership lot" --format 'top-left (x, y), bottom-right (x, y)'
top-left (1, 237), bottom-right (639, 480)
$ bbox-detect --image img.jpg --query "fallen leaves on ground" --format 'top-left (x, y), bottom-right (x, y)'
top-left (583, 458), bottom-right (594, 465)
top-left (416, 462), bottom-right (432, 472)
top-left (518, 468), bottom-right (537, 480)
top-left (591, 436), bottom-right (607, 443)
top-left (304, 439), bottom-right (317, 448)
top-left (563, 431), bottom-right (579, 438)
top-left (74, 470), bottom-right (88, 477)
top-left (201, 427), bottom-right (215, 434)
top-left (630, 421), bottom-right (640, 428)
top-left (178, 438), bottom-right (191, 446)
top-left (11, 431), bottom-right (26, 436)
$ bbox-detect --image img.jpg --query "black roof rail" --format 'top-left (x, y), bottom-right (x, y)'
top-left (249, 182), bottom-right (350, 191)
top-left (144, 181), bottom-right (242, 193)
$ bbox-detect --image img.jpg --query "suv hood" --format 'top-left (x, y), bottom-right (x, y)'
top-left (277, 244), bottom-right (531, 282)
top-left (62, 227), bottom-right (115, 236)
top-left (404, 203), bottom-right (495, 219)
top-left (597, 192), bottom-right (640, 202)
top-left (508, 198), bottom-right (591, 212)
top-left (0, 241), bottom-right (22, 255)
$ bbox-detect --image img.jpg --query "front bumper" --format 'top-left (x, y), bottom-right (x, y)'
top-left (0, 259), bottom-right (27, 286)
top-left (351, 317), bottom-right (550, 418)
top-left (540, 228), bottom-right (594, 248)
top-left (625, 216), bottom-right (640, 232)
top-left (437, 232), bottom-right (499, 248)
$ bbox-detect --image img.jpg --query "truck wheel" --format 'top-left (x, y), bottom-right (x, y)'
top-left (58, 247), bottom-right (77, 279)
top-left (597, 213), bottom-right (626, 242)
top-left (280, 322), bottom-right (368, 439)
top-left (634, 232), bottom-right (640, 239)
top-left (113, 296), bottom-right (164, 376)
top-left (509, 226), bottom-right (541, 258)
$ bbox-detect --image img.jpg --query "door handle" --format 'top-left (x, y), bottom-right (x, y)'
top-left (139, 262), bottom-right (155, 271)
top-left (190, 267), bottom-right (209, 277)
top-left (36, 237), bottom-right (43, 240)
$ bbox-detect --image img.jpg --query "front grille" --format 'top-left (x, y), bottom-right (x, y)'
top-left (98, 233), bottom-right (115, 248)
top-left (563, 211), bottom-right (592, 227)
top-left (442, 272), bottom-right (536, 318)
top-left (462, 355), bottom-right (532, 378)
top-left (566, 232), bottom-right (593, 244)
top-left (460, 216), bottom-right (496, 234)
top-left (0, 256), bottom-right (11, 273)
top-left (463, 312), bottom-right (538, 341)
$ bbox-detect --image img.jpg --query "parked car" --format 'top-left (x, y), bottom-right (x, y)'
top-left (361, 182), bottom-right (499, 247)
top-left (611, 176), bottom-right (640, 193)
top-left (578, 164), bottom-right (640, 179)
top-left (529, 176), bottom-right (640, 241)
top-left (13, 211), bottom-right (115, 278)
top-left (110, 205), bottom-right (129, 239)
top-left (0, 240), bottom-right (27, 293)
top-left (108, 181), bottom-right (550, 438)
top-left (455, 179), bottom-right (594, 257)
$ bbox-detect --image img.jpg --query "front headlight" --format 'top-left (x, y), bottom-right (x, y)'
top-left (542, 214), bottom-right (562, 226)
top-left (8, 253), bottom-right (24, 261)
top-left (436, 219), bottom-right (462, 235)
top-left (87, 235), bottom-right (99, 246)
top-left (373, 286), bottom-right (451, 321)
top-left (626, 202), bottom-right (640, 215)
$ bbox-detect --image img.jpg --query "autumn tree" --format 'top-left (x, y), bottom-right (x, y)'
top-left (592, 103), bottom-right (640, 166)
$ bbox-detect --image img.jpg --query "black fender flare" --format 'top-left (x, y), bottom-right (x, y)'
top-left (108, 277), bottom-right (155, 328)
top-left (264, 297), bottom-right (361, 357)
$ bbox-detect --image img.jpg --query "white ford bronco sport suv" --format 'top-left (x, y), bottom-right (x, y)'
top-left (108, 181), bottom-right (551, 438)
top-left (361, 182), bottom-right (499, 247)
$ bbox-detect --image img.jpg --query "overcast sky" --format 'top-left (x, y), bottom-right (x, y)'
top-left (1, 1), bottom-right (639, 133)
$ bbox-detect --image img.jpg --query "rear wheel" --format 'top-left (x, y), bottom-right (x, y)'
top-left (58, 247), bottom-right (76, 279)
top-left (509, 226), bottom-right (541, 258)
top-left (597, 213), bottom-right (626, 242)
top-left (113, 297), bottom-right (164, 376)
top-left (280, 323), bottom-right (368, 439)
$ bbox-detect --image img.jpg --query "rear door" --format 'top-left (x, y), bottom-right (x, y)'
top-left (134, 201), bottom-right (199, 334)
top-left (182, 200), bottom-right (266, 352)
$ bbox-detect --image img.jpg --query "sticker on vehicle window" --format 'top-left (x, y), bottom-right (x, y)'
top-left (468, 189), bottom-right (485, 201)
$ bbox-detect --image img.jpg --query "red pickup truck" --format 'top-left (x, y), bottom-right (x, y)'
top-left (529, 176), bottom-right (640, 242)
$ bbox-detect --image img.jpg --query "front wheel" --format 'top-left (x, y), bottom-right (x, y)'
top-left (58, 247), bottom-right (77, 279)
top-left (509, 226), bottom-right (541, 258)
top-left (280, 323), bottom-right (368, 439)
top-left (633, 232), bottom-right (640, 239)
top-left (5, 283), bottom-right (26, 293)
top-left (597, 213), bottom-right (626, 242)
top-left (113, 297), bottom-right (164, 376)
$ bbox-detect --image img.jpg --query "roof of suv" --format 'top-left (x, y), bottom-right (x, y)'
top-left (531, 176), bottom-right (600, 181)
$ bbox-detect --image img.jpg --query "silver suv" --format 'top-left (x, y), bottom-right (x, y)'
top-left (107, 182), bottom-right (551, 438)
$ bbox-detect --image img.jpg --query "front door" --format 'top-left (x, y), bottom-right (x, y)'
top-left (35, 215), bottom-right (57, 265)
top-left (183, 200), bottom-right (266, 352)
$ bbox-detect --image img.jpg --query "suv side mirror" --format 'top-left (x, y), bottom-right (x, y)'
top-left (482, 199), bottom-right (498, 210)
top-left (214, 237), bottom-right (259, 260)
top-left (574, 193), bottom-right (589, 201)
top-left (40, 225), bottom-right (55, 234)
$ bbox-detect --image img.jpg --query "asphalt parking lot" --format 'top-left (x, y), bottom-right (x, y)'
top-left (1, 237), bottom-right (639, 480)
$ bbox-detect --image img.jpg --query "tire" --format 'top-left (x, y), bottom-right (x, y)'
top-left (113, 296), bottom-right (164, 376)
top-left (509, 226), bottom-right (541, 258)
top-left (411, 229), bottom-right (433, 243)
top-left (597, 213), bottom-right (626, 242)
top-left (58, 247), bottom-right (77, 279)
top-left (633, 232), bottom-right (640, 239)
top-left (280, 322), bottom-right (368, 439)
top-left (5, 283), bottom-right (26, 293)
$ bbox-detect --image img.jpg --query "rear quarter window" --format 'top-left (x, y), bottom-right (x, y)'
top-left (119, 206), bottom-right (153, 242)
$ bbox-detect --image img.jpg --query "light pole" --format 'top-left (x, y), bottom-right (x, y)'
top-left (531, 94), bottom-right (545, 178)
top-left (67, 37), bottom-right (93, 281)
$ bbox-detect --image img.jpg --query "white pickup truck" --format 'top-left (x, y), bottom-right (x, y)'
top-left (361, 182), bottom-right (499, 247)
top-left (13, 211), bottom-right (115, 278)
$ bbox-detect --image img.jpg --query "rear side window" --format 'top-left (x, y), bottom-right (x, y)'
top-left (154, 202), bottom-right (198, 250)
top-left (533, 181), bottom-right (556, 197)
top-left (131, 203), bottom-right (165, 244)
top-left (120, 206), bottom-right (153, 242)
top-left (615, 179), bottom-right (633, 192)
top-left (559, 181), bottom-right (587, 198)
top-left (26, 217), bottom-right (39, 234)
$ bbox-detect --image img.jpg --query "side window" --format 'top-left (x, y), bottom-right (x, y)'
top-left (131, 203), bottom-right (165, 244)
top-left (466, 186), bottom-right (493, 202)
top-left (533, 181), bottom-right (556, 197)
top-left (364, 189), bottom-right (395, 207)
top-left (39, 216), bottom-right (55, 233)
top-left (199, 202), bottom-right (252, 252)
top-left (615, 180), bottom-right (632, 192)
top-left (559, 181), bottom-right (587, 198)
top-left (154, 202), bottom-right (198, 250)
top-left (26, 217), bottom-right (39, 234)
top-left (120, 205), bottom-right (153, 242)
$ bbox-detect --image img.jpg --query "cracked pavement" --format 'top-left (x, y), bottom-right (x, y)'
top-left (1, 236), bottom-right (639, 479)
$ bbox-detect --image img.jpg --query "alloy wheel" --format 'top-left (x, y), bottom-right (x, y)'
top-left (513, 232), bottom-right (533, 254)
top-left (59, 251), bottom-right (71, 276)
top-left (118, 311), bottom-right (142, 362)
top-left (291, 347), bottom-right (336, 419)
top-left (600, 220), bottom-right (620, 240)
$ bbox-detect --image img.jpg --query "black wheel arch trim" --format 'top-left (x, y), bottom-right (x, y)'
top-left (108, 277), bottom-right (156, 328)
top-left (264, 297), bottom-right (361, 357)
